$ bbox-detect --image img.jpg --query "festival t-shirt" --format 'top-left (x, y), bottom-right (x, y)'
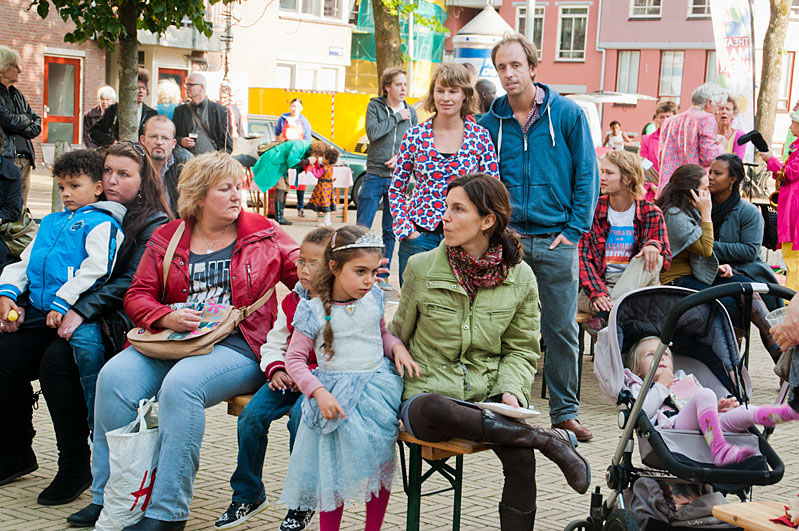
top-left (605, 203), bottom-right (636, 274)
top-left (181, 242), bottom-right (254, 358)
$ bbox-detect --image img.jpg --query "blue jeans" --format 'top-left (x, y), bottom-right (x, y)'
top-left (397, 231), bottom-right (443, 286)
top-left (69, 321), bottom-right (105, 431)
top-left (229, 382), bottom-right (303, 503)
top-left (520, 235), bottom-right (580, 424)
top-left (90, 345), bottom-right (265, 521)
top-left (356, 174), bottom-right (396, 279)
top-left (296, 189), bottom-right (305, 211)
top-left (669, 274), bottom-right (752, 328)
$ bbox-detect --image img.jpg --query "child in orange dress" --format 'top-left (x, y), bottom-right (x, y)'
top-left (307, 147), bottom-right (340, 227)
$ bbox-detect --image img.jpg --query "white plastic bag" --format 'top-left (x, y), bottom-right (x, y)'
top-left (94, 397), bottom-right (160, 531)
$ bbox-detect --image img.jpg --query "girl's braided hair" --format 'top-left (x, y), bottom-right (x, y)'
top-left (310, 225), bottom-right (381, 359)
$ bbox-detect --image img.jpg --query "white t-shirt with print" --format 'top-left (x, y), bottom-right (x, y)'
top-left (605, 203), bottom-right (636, 274)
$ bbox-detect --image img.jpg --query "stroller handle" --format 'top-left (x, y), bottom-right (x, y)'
top-left (659, 282), bottom-right (795, 346)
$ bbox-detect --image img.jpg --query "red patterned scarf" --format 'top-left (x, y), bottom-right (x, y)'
top-left (446, 244), bottom-right (509, 302)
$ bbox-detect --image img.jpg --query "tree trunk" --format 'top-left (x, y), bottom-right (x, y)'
top-left (371, 0), bottom-right (403, 82)
top-left (755, 0), bottom-right (790, 145)
top-left (117, 2), bottom-right (139, 142)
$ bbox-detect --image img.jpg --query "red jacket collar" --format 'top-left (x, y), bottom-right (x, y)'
top-left (149, 211), bottom-right (278, 252)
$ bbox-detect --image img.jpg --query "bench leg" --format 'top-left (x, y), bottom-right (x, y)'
top-left (452, 455), bottom-right (463, 531)
top-left (406, 443), bottom-right (423, 531)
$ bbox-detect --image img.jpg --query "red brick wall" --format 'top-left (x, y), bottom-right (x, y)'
top-left (0, 0), bottom-right (106, 165)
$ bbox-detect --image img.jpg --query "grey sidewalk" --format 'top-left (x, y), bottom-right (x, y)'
top-left (3, 174), bottom-right (798, 530)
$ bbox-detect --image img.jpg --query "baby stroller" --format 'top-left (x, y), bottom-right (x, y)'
top-left (566, 282), bottom-right (793, 531)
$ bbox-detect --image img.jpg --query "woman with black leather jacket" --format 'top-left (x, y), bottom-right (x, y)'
top-left (0, 142), bottom-right (170, 517)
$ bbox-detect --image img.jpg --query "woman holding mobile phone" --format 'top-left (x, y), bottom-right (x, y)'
top-left (656, 164), bottom-right (757, 335)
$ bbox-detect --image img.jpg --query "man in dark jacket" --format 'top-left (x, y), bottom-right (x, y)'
top-left (0, 129), bottom-right (23, 270)
top-left (356, 67), bottom-right (417, 291)
top-left (173, 73), bottom-right (232, 155)
top-left (89, 68), bottom-right (157, 147)
top-left (480, 33), bottom-right (599, 442)
top-left (140, 114), bottom-right (192, 218)
top-left (0, 46), bottom-right (41, 205)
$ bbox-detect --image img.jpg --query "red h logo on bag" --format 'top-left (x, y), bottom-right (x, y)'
top-left (130, 467), bottom-right (157, 512)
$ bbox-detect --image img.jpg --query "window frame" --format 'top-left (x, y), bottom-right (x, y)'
top-left (279, 0), bottom-right (343, 21)
top-left (658, 50), bottom-right (685, 106)
top-left (629, 0), bottom-right (662, 19)
top-left (516, 4), bottom-right (545, 59)
top-left (791, 0), bottom-right (799, 21)
top-left (778, 51), bottom-right (796, 112)
top-left (616, 50), bottom-right (640, 94)
top-left (688, 0), bottom-right (711, 18)
top-left (556, 4), bottom-right (589, 62)
top-left (705, 50), bottom-right (719, 85)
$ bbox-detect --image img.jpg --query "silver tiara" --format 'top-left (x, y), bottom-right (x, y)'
top-left (332, 230), bottom-right (384, 251)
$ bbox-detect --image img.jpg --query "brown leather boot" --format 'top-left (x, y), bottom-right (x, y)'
top-left (480, 411), bottom-right (590, 494)
top-left (499, 503), bottom-right (535, 530)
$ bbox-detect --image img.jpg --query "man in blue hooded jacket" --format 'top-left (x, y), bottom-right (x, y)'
top-left (479, 33), bottom-right (598, 441)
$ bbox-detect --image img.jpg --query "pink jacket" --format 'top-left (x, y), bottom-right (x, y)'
top-left (640, 129), bottom-right (660, 172)
top-left (766, 139), bottom-right (799, 244)
top-left (657, 107), bottom-right (724, 196)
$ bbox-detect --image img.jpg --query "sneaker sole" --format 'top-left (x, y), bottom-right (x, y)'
top-left (215, 499), bottom-right (271, 530)
top-left (0, 462), bottom-right (38, 486)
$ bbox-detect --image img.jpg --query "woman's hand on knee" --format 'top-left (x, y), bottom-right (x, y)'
top-left (154, 308), bottom-right (202, 332)
top-left (591, 295), bottom-right (612, 313)
top-left (501, 393), bottom-right (520, 408)
top-left (57, 309), bottom-right (85, 341)
top-left (635, 244), bottom-right (661, 272)
top-left (312, 387), bottom-right (346, 420)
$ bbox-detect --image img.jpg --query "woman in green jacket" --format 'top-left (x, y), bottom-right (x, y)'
top-left (389, 174), bottom-right (590, 531)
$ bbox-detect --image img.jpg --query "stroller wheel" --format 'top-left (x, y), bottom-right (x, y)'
top-left (564, 519), bottom-right (592, 531)
top-left (603, 509), bottom-right (638, 531)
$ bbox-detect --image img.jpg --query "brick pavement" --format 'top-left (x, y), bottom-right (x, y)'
top-left (3, 172), bottom-right (798, 530)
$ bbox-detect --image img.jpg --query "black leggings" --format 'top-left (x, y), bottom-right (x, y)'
top-left (405, 394), bottom-right (536, 512)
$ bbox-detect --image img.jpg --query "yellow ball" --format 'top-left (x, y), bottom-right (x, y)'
top-left (7, 309), bottom-right (18, 322)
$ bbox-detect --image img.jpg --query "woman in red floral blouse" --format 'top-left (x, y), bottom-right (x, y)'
top-left (389, 63), bottom-right (499, 285)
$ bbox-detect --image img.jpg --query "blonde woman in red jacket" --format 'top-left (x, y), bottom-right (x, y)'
top-left (86, 152), bottom-right (299, 531)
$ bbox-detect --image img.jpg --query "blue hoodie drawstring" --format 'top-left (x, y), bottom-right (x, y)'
top-left (495, 104), bottom-right (556, 163)
top-left (546, 105), bottom-right (555, 147)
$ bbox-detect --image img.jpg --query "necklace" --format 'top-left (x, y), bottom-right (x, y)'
top-left (198, 224), bottom-right (232, 253)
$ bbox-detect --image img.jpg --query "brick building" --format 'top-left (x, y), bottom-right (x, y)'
top-left (0, 0), bottom-right (106, 164)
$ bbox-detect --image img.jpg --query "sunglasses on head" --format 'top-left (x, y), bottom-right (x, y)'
top-left (119, 140), bottom-right (147, 159)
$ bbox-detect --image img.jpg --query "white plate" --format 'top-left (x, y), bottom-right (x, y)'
top-left (477, 402), bottom-right (540, 419)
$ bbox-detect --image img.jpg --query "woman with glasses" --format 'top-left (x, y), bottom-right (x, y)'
top-left (0, 142), bottom-right (171, 514)
top-left (73, 152), bottom-right (299, 531)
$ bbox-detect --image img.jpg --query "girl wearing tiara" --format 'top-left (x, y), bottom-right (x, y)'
top-left (279, 225), bottom-right (420, 531)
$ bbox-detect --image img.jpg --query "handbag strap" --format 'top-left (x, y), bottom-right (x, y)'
top-left (242, 286), bottom-right (276, 318)
top-left (161, 221), bottom-right (186, 294)
top-left (187, 103), bottom-right (219, 150)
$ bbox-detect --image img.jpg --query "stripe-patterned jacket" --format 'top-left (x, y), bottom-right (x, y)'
top-left (0, 201), bottom-right (125, 314)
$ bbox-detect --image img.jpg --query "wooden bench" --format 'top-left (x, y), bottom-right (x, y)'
top-left (712, 500), bottom-right (789, 530)
top-left (540, 311), bottom-right (596, 401)
top-left (224, 394), bottom-right (492, 531)
top-left (397, 431), bottom-right (491, 531)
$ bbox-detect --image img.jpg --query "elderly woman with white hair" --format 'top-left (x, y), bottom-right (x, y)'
top-left (0, 45), bottom-right (41, 204)
top-left (656, 83), bottom-right (728, 196)
top-left (83, 86), bottom-right (117, 149)
top-left (156, 78), bottom-right (182, 120)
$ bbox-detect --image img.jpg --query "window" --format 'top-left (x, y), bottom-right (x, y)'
top-left (516, 5), bottom-right (545, 59)
top-left (616, 51), bottom-right (640, 94)
top-left (792, 0), bottom-right (799, 20)
top-left (705, 51), bottom-right (719, 84)
top-left (276, 64), bottom-right (295, 89)
top-left (557, 6), bottom-right (588, 61)
top-left (779, 52), bottom-right (796, 111)
top-left (659, 51), bottom-right (684, 104)
top-left (281, 0), bottom-right (341, 19)
top-left (318, 68), bottom-right (338, 91)
top-left (630, 0), bottom-right (661, 18)
top-left (689, 0), bottom-right (710, 17)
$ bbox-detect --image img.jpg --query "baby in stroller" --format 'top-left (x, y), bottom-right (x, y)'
top-left (625, 336), bottom-right (799, 467)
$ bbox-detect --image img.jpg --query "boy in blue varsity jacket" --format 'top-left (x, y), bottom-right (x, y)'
top-left (214, 227), bottom-right (331, 531)
top-left (0, 149), bottom-right (125, 430)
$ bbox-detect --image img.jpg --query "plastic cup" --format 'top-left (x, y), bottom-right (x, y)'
top-left (766, 307), bottom-right (788, 328)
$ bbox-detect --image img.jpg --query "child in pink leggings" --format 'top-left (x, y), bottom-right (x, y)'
top-left (625, 336), bottom-right (799, 466)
